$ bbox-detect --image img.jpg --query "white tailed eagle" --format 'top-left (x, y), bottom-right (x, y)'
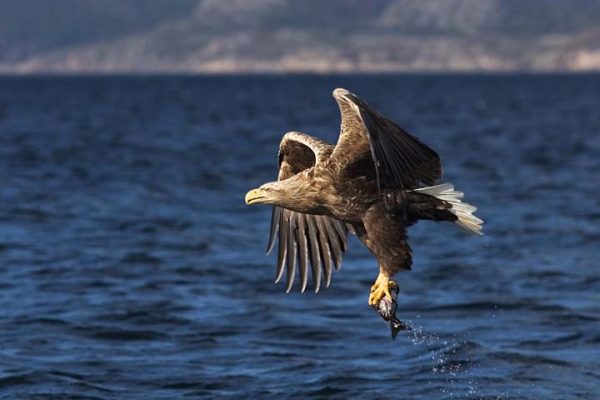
top-left (245, 88), bottom-right (482, 337)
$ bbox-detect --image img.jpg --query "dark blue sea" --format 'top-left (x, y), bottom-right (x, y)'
top-left (0, 75), bottom-right (598, 399)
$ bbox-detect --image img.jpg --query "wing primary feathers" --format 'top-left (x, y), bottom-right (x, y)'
top-left (285, 214), bottom-right (297, 293)
top-left (368, 111), bottom-right (437, 189)
top-left (306, 215), bottom-right (322, 293)
top-left (297, 214), bottom-right (309, 293)
top-left (331, 220), bottom-right (348, 252)
top-left (266, 206), bottom-right (281, 254)
top-left (323, 218), bottom-right (343, 270)
top-left (333, 90), bottom-right (442, 191)
top-left (274, 210), bottom-right (288, 283)
top-left (315, 216), bottom-right (333, 287)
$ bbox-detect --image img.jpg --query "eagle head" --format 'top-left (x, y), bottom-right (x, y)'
top-left (244, 182), bottom-right (284, 206)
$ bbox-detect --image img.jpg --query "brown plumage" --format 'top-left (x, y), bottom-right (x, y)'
top-left (245, 88), bottom-right (483, 335)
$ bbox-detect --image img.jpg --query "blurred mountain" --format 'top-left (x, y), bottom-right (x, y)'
top-left (1, 0), bottom-right (599, 73)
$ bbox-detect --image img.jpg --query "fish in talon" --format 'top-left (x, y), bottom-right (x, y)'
top-left (374, 285), bottom-right (411, 339)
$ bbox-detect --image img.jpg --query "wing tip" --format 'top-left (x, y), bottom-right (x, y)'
top-left (333, 87), bottom-right (352, 99)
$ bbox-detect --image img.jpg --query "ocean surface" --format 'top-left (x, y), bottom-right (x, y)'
top-left (0, 75), bottom-right (598, 399)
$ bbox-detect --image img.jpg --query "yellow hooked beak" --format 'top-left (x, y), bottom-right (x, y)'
top-left (245, 188), bottom-right (265, 205)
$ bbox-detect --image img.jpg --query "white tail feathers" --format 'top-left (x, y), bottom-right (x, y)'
top-left (413, 183), bottom-right (483, 235)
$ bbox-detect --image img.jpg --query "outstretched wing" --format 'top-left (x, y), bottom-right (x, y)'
top-left (267, 132), bottom-right (349, 293)
top-left (330, 88), bottom-right (442, 192)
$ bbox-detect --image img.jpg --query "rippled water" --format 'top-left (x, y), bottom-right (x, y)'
top-left (0, 75), bottom-right (598, 399)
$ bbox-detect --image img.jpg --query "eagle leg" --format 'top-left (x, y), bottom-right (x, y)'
top-left (368, 271), bottom-right (398, 308)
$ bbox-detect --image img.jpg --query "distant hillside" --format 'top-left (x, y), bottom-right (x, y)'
top-left (1, 0), bottom-right (599, 73)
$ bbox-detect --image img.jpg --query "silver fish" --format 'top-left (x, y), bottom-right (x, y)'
top-left (375, 286), bottom-right (411, 339)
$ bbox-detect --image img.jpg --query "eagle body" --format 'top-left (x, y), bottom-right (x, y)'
top-left (278, 163), bottom-right (376, 220)
top-left (245, 88), bottom-right (483, 334)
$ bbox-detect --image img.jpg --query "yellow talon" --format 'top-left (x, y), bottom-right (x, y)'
top-left (368, 273), bottom-right (397, 307)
